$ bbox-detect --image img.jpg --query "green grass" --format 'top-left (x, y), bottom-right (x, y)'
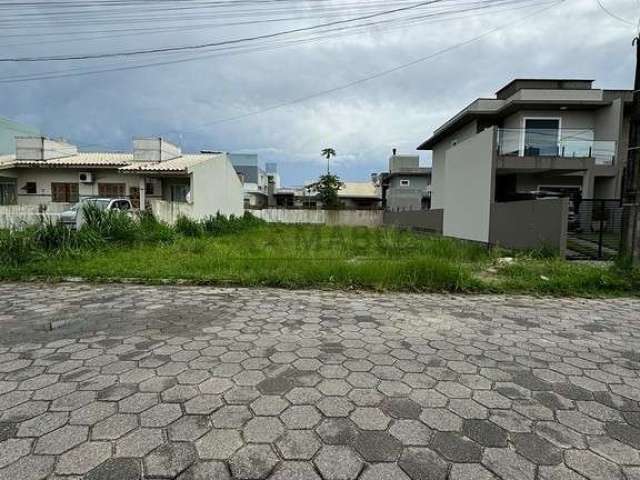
top-left (0, 220), bottom-right (638, 296)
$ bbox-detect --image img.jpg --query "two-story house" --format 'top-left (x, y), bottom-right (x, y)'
top-left (417, 78), bottom-right (633, 244)
top-left (377, 150), bottom-right (431, 211)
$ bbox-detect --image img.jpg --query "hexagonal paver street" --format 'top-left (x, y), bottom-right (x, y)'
top-left (0, 283), bottom-right (639, 479)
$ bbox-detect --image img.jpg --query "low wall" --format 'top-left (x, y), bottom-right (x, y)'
top-left (252, 209), bottom-right (383, 227)
top-left (489, 198), bottom-right (569, 255)
top-left (383, 209), bottom-right (443, 233)
top-left (0, 204), bottom-right (68, 230)
top-left (150, 200), bottom-right (194, 225)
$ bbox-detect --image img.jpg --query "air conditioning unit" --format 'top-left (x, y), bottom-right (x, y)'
top-left (78, 172), bottom-right (93, 183)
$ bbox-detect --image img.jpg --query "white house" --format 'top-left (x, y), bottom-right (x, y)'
top-left (0, 136), bottom-right (244, 221)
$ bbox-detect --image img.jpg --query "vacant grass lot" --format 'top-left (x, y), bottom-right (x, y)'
top-left (1, 221), bottom-right (638, 296)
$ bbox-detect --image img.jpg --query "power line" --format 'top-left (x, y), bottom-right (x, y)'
top-left (0, 0), bottom-right (450, 61)
top-left (0, 0), bottom-right (548, 82)
top-left (164, 0), bottom-right (564, 135)
top-left (595, 0), bottom-right (636, 26)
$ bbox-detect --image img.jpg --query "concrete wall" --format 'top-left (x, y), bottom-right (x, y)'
top-left (502, 110), bottom-right (596, 131)
top-left (0, 204), bottom-right (65, 229)
top-left (133, 138), bottom-right (181, 162)
top-left (442, 128), bottom-right (495, 243)
top-left (383, 209), bottom-right (443, 232)
top-left (190, 155), bottom-right (244, 218)
top-left (252, 208), bottom-right (383, 227)
top-left (430, 120), bottom-right (478, 209)
top-left (386, 175), bottom-right (430, 211)
top-left (149, 199), bottom-right (194, 225)
top-left (489, 198), bottom-right (569, 255)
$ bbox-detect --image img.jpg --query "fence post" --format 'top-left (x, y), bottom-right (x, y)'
top-left (598, 200), bottom-right (604, 259)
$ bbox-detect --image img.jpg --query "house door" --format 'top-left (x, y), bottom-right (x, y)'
top-left (523, 119), bottom-right (560, 156)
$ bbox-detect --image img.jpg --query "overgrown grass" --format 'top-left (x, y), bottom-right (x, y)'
top-left (0, 213), bottom-right (638, 296)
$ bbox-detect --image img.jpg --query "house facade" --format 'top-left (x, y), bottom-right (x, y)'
top-left (417, 79), bottom-right (633, 245)
top-left (0, 136), bottom-right (244, 220)
top-left (378, 151), bottom-right (431, 211)
top-left (272, 181), bottom-right (381, 210)
top-left (229, 153), bottom-right (279, 209)
top-left (420, 79), bottom-right (632, 207)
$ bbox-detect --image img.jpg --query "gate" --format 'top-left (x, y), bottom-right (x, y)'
top-left (566, 199), bottom-right (623, 260)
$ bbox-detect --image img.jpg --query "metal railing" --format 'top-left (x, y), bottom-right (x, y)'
top-left (566, 199), bottom-right (623, 260)
top-left (496, 128), bottom-right (616, 165)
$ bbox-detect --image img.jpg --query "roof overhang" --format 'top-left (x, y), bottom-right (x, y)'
top-left (417, 98), bottom-right (626, 151)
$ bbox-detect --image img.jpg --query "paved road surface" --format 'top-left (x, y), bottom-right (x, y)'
top-left (0, 282), bottom-right (639, 480)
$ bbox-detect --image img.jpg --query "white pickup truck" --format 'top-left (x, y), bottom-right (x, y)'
top-left (60, 197), bottom-right (134, 228)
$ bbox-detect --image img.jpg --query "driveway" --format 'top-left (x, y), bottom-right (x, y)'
top-left (0, 283), bottom-right (639, 480)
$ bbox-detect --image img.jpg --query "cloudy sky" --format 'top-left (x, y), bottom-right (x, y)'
top-left (1, 0), bottom-right (639, 185)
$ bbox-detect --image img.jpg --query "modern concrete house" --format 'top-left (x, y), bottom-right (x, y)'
top-left (416, 79), bottom-right (633, 248)
top-left (229, 153), bottom-right (279, 209)
top-left (377, 150), bottom-right (431, 211)
top-left (0, 136), bottom-right (244, 221)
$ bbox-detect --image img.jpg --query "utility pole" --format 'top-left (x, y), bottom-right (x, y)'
top-left (621, 35), bottom-right (640, 264)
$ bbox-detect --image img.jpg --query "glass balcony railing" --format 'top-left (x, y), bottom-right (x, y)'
top-left (496, 128), bottom-right (616, 166)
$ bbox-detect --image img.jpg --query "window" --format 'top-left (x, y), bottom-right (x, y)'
top-left (112, 200), bottom-right (130, 210)
top-left (0, 180), bottom-right (16, 205)
top-left (400, 179), bottom-right (410, 187)
top-left (22, 182), bottom-right (36, 194)
top-left (523, 118), bottom-right (560, 156)
top-left (170, 184), bottom-right (189, 203)
top-left (51, 183), bottom-right (79, 203)
top-left (145, 182), bottom-right (155, 196)
top-left (98, 183), bottom-right (126, 198)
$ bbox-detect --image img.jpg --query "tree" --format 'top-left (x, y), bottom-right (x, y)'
top-left (321, 147), bottom-right (336, 174)
top-left (315, 173), bottom-right (343, 210)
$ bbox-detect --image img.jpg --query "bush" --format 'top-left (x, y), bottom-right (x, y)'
top-left (175, 215), bottom-right (203, 237)
top-left (82, 203), bottom-right (139, 242)
top-left (201, 211), bottom-right (265, 236)
top-left (138, 211), bottom-right (175, 243)
top-left (0, 229), bottom-right (39, 266)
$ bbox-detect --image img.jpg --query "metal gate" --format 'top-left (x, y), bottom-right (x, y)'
top-left (566, 199), bottom-right (624, 260)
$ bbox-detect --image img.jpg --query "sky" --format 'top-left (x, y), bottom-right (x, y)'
top-left (1, 0), bottom-right (639, 186)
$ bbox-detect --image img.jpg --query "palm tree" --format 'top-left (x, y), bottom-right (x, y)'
top-left (321, 148), bottom-right (336, 174)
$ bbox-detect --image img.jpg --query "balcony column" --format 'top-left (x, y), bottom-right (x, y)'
top-left (581, 170), bottom-right (594, 199)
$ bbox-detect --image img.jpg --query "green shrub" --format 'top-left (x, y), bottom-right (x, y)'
top-left (0, 229), bottom-right (39, 266)
top-left (139, 211), bottom-right (175, 243)
top-left (175, 215), bottom-right (203, 237)
top-left (200, 211), bottom-right (265, 236)
top-left (81, 203), bottom-right (138, 242)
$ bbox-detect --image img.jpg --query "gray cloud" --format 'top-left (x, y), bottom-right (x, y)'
top-left (1, 0), bottom-right (637, 184)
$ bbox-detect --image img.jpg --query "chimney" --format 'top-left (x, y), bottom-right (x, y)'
top-left (133, 137), bottom-right (181, 162)
top-left (15, 136), bottom-right (77, 161)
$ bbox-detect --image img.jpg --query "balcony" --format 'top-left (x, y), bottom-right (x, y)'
top-left (496, 128), bottom-right (616, 166)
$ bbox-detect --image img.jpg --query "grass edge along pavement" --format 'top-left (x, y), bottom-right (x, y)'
top-left (0, 208), bottom-right (638, 297)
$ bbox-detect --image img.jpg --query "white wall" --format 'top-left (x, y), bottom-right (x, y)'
top-left (0, 205), bottom-right (64, 229)
top-left (430, 120), bottom-right (478, 209)
top-left (190, 155), bottom-right (244, 218)
top-left (442, 128), bottom-right (495, 243)
top-left (149, 199), bottom-right (194, 225)
top-left (5, 168), bottom-right (159, 206)
top-left (253, 209), bottom-right (383, 227)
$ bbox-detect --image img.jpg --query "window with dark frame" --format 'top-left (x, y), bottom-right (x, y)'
top-left (145, 182), bottom-right (155, 195)
top-left (22, 182), bottom-right (37, 194)
top-left (51, 182), bottom-right (79, 203)
top-left (98, 183), bottom-right (126, 198)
